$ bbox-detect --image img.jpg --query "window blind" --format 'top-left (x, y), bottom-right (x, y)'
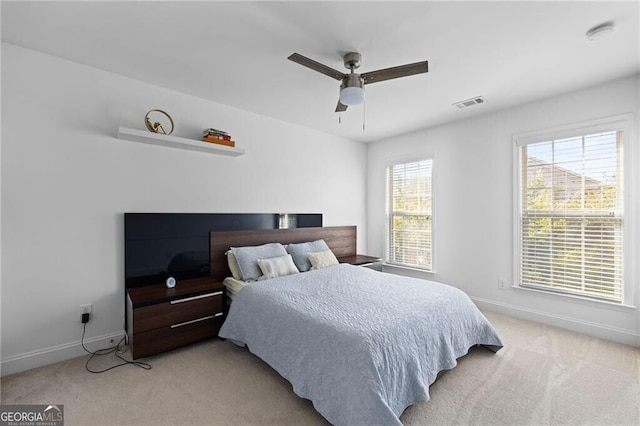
top-left (519, 130), bottom-right (623, 302)
top-left (386, 159), bottom-right (433, 271)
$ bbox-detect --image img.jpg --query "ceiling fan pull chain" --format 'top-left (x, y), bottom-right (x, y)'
top-left (362, 101), bottom-right (366, 131)
top-left (339, 112), bottom-right (342, 124)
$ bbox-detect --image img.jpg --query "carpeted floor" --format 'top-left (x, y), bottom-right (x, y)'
top-left (1, 311), bottom-right (639, 425)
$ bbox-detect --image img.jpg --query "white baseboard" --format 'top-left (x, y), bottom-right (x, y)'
top-left (1, 330), bottom-right (126, 377)
top-left (473, 296), bottom-right (640, 347)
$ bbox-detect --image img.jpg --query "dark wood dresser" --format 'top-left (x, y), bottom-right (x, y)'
top-left (126, 277), bottom-right (225, 359)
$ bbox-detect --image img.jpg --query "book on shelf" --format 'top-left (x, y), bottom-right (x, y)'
top-left (202, 133), bottom-right (231, 141)
top-left (203, 128), bottom-right (229, 136)
top-left (202, 136), bottom-right (235, 147)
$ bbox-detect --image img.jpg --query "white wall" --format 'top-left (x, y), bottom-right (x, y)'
top-left (367, 74), bottom-right (640, 346)
top-left (1, 44), bottom-right (367, 375)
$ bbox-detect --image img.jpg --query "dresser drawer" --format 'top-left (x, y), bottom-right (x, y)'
top-left (132, 290), bottom-right (224, 334)
top-left (131, 315), bottom-right (224, 359)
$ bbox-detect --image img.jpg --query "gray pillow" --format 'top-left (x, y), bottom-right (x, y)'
top-left (231, 243), bottom-right (288, 281)
top-left (286, 239), bottom-right (330, 272)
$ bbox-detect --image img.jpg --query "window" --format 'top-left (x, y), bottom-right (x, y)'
top-left (385, 159), bottom-right (433, 271)
top-left (515, 117), bottom-right (629, 303)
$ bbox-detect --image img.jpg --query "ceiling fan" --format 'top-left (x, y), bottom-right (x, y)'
top-left (288, 52), bottom-right (429, 112)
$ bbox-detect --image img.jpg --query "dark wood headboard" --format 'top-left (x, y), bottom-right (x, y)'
top-left (209, 226), bottom-right (356, 281)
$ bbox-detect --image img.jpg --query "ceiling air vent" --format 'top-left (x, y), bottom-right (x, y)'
top-left (453, 96), bottom-right (486, 109)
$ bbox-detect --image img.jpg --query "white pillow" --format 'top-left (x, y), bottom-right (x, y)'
top-left (257, 254), bottom-right (300, 280)
top-left (308, 249), bottom-right (339, 270)
top-left (225, 250), bottom-right (243, 280)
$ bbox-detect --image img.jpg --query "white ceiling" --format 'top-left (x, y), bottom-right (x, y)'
top-left (2, 1), bottom-right (639, 143)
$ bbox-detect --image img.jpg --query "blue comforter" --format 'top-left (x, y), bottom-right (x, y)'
top-left (219, 264), bottom-right (502, 425)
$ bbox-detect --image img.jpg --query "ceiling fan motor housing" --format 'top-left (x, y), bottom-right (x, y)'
top-left (341, 73), bottom-right (364, 90)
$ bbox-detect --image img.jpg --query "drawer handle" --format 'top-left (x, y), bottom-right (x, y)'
top-left (171, 315), bottom-right (215, 328)
top-left (170, 291), bottom-right (223, 304)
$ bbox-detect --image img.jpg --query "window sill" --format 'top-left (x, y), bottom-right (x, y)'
top-left (512, 284), bottom-right (636, 311)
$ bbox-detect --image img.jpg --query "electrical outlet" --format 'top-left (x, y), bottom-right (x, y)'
top-left (79, 304), bottom-right (92, 322)
top-left (498, 278), bottom-right (507, 290)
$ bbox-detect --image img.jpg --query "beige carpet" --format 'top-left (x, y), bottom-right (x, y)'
top-left (2, 311), bottom-right (639, 425)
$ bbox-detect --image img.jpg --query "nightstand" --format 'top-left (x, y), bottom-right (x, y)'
top-left (126, 277), bottom-right (226, 359)
top-left (338, 254), bottom-right (382, 267)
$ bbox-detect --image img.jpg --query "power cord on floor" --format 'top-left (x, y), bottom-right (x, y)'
top-left (81, 323), bottom-right (152, 373)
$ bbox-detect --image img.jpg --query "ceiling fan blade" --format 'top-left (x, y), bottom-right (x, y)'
top-left (288, 53), bottom-right (345, 81)
top-left (362, 61), bottom-right (429, 85)
top-left (335, 100), bottom-right (348, 112)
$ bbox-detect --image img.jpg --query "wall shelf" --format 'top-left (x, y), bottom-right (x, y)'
top-left (116, 127), bottom-right (245, 157)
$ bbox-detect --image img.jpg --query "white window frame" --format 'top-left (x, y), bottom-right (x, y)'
top-left (513, 114), bottom-right (634, 306)
top-left (384, 158), bottom-right (434, 272)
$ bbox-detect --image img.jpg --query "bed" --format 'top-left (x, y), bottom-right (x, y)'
top-left (210, 226), bottom-right (503, 426)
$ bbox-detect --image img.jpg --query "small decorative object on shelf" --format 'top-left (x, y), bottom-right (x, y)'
top-left (145, 109), bottom-right (175, 135)
top-left (202, 127), bottom-right (235, 147)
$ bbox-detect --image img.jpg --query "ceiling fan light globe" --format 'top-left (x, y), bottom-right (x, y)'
top-left (340, 87), bottom-right (365, 106)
